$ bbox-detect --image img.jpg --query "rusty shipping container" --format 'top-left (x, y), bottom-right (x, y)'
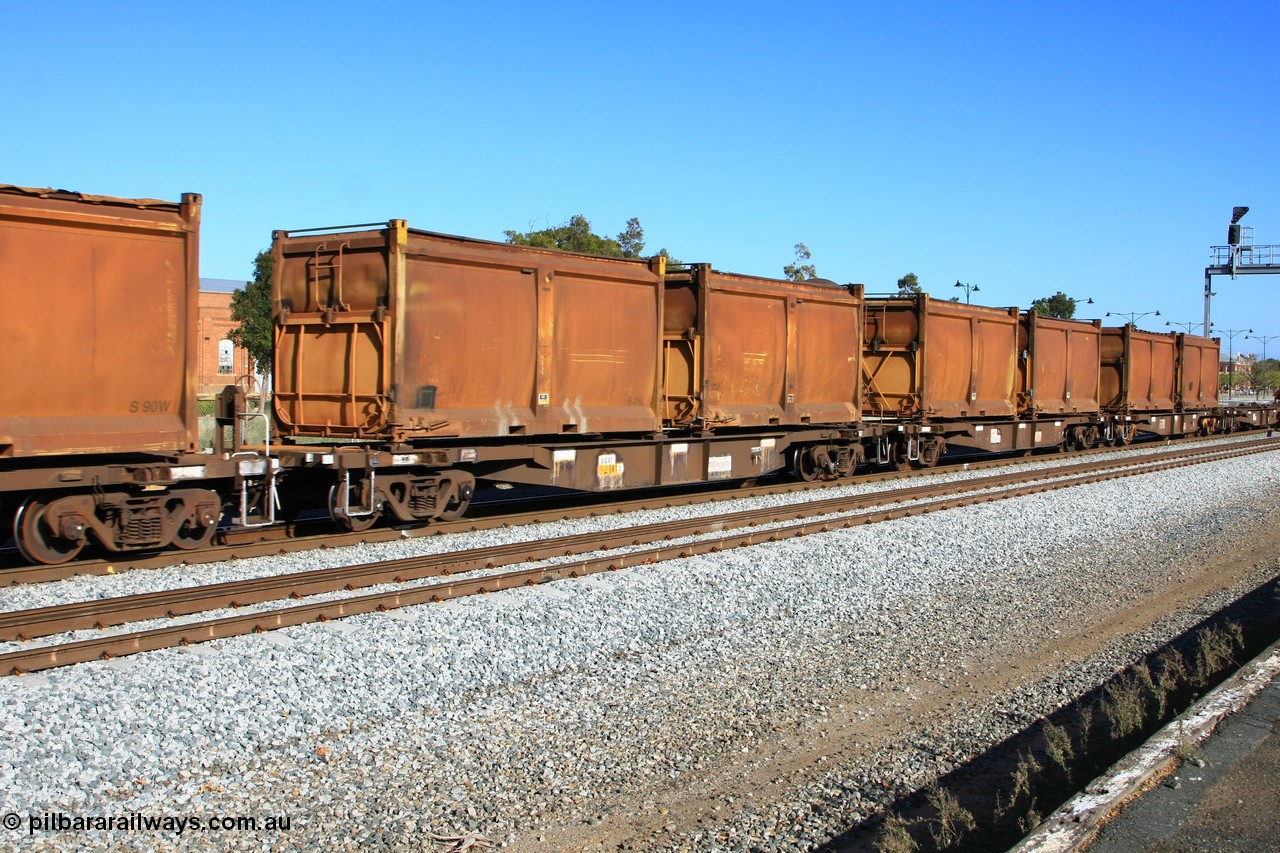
top-left (1099, 326), bottom-right (1178, 411)
top-left (863, 296), bottom-right (1021, 420)
top-left (662, 265), bottom-right (862, 429)
top-left (273, 222), bottom-right (665, 442)
top-left (1177, 333), bottom-right (1221, 410)
top-left (1018, 313), bottom-right (1102, 415)
top-left (0, 185), bottom-right (202, 457)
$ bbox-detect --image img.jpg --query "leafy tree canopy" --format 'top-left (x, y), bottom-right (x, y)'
top-left (896, 273), bottom-right (922, 295)
top-left (1031, 291), bottom-right (1083, 319)
top-left (1242, 356), bottom-right (1280, 398)
top-left (783, 243), bottom-right (817, 281)
top-left (229, 249), bottom-right (274, 373)
top-left (657, 247), bottom-right (685, 269)
top-left (504, 215), bottom-right (645, 258)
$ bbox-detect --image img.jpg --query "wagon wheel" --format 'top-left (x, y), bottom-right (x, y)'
top-left (434, 478), bottom-right (475, 522)
top-left (168, 498), bottom-right (219, 551)
top-left (1116, 423), bottom-right (1136, 446)
top-left (916, 435), bottom-right (947, 468)
top-left (887, 442), bottom-right (912, 472)
top-left (1073, 426), bottom-right (1100, 451)
top-left (792, 447), bottom-right (821, 482)
top-left (328, 480), bottom-right (379, 533)
top-left (13, 495), bottom-right (86, 565)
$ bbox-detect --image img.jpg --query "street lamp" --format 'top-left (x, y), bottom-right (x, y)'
top-left (1105, 309), bottom-right (1161, 326)
top-left (1249, 333), bottom-right (1279, 398)
top-left (1211, 325), bottom-right (1253, 397)
top-left (954, 280), bottom-right (980, 304)
top-left (1165, 320), bottom-right (1204, 334)
top-left (1246, 333), bottom-right (1277, 362)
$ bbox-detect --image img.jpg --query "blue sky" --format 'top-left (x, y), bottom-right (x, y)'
top-left (4, 1), bottom-right (1277, 353)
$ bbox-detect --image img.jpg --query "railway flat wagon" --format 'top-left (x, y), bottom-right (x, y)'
top-left (271, 221), bottom-right (674, 525)
top-left (0, 185), bottom-right (231, 564)
top-left (661, 265), bottom-right (864, 478)
top-left (270, 223), bottom-right (875, 522)
top-left (0, 185), bottom-right (203, 457)
top-left (862, 296), bottom-right (1034, 462)
top-left (1100, 325), bottom-right (1207, 437)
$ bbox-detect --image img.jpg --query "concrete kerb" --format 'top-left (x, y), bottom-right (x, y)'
top-left (1011, 637), bottom-right (1280, 853)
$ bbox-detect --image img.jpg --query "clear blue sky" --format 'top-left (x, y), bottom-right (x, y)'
top-left (4, 1), bottom-right (1277, 353)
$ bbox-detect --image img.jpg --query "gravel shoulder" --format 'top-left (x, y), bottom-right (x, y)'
top-left (1, 448), bottom-right (1277, 852)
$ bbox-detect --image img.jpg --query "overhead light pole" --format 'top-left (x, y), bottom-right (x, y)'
top-left (1246, 333), bottom-right (1277, 361)
top-left (1248, 333), bottom-right (1279, 398)
top-left (954, 280), bottom-right (979, 304)
top-left (1165, 320), bottom-right (1204, 334)
top-left (1105, 309), bottom-right (1161, 327)
top-left (1211, 325), bottom-right (1253, 396)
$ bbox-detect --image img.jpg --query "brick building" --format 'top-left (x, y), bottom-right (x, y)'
top-left (198, 279), bottom-right (257, 398)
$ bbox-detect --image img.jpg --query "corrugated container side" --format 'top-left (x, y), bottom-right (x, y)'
top-left (1178, 333), bottom-right (1220, 410)
top-left (1100, 327), bottom-right (1178, 410)
top-left (0, 185), bottom-right (201, 457)
top-left (696, 269), bottom-right (861, 428)
top-left (1020, 313), bottom-right (1102, 415)
top-left (864, 297), bottom-right (1019, 419)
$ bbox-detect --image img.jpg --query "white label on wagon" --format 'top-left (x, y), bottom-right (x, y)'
top-left (708, 455), bottom-right (733, 479)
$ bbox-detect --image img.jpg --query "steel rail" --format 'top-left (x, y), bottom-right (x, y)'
top-left (1, 438), bottom-right (1272, 644)
top-left (3, 432), bottom-right (1269, 585)
top-left (1, 438), bottom-right (1275, 675)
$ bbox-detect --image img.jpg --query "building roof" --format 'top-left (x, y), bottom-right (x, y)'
top-left (200, 277), bottom-right (245, 293)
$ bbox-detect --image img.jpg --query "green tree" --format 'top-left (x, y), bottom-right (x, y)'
top-left (656, 247), bottom-right (684, 270)
top-left (896, 273), bottom-right (922, 295)
top-left (1255, 358), bottom-right (1280, 398)
top-left (783, 243), bottom-right (817, 281)
top-left (617, 217), bottom-right (645, 258)
top-left (1031, 291), bottom-right (1082, 319)
top-left (229, 250), bottom-right (274, 374)
top-left (504, 214), bottom-right (645, 258)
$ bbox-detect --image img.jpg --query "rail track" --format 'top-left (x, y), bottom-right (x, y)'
top-left (3, 431), bottom-right (1272, 585)
top-left (2, 434), bottom-right (1275, 677)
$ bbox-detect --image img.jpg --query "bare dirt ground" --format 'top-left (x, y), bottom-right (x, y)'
top-left (525, 499), bottom-right (1280, 852)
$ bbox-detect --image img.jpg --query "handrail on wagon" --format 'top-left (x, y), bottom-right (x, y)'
top-left (276, 222), bottom-right (390, 237)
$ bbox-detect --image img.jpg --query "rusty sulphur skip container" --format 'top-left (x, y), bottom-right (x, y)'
top-left (863, 295), bottom-right (1021, 420)
top-left (1018, 313), bottom-right (1102, 415)
top-left (661, 265), bottom-right (863, 428)
top-left (272, 222), bottom-right (666, 442)
top-left (0, 184), bottom-right (202, 458)
top-left (1176, 332), bottom-right (1220, 411)
top-left (1100, 326), bottom-right (1178, 412)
